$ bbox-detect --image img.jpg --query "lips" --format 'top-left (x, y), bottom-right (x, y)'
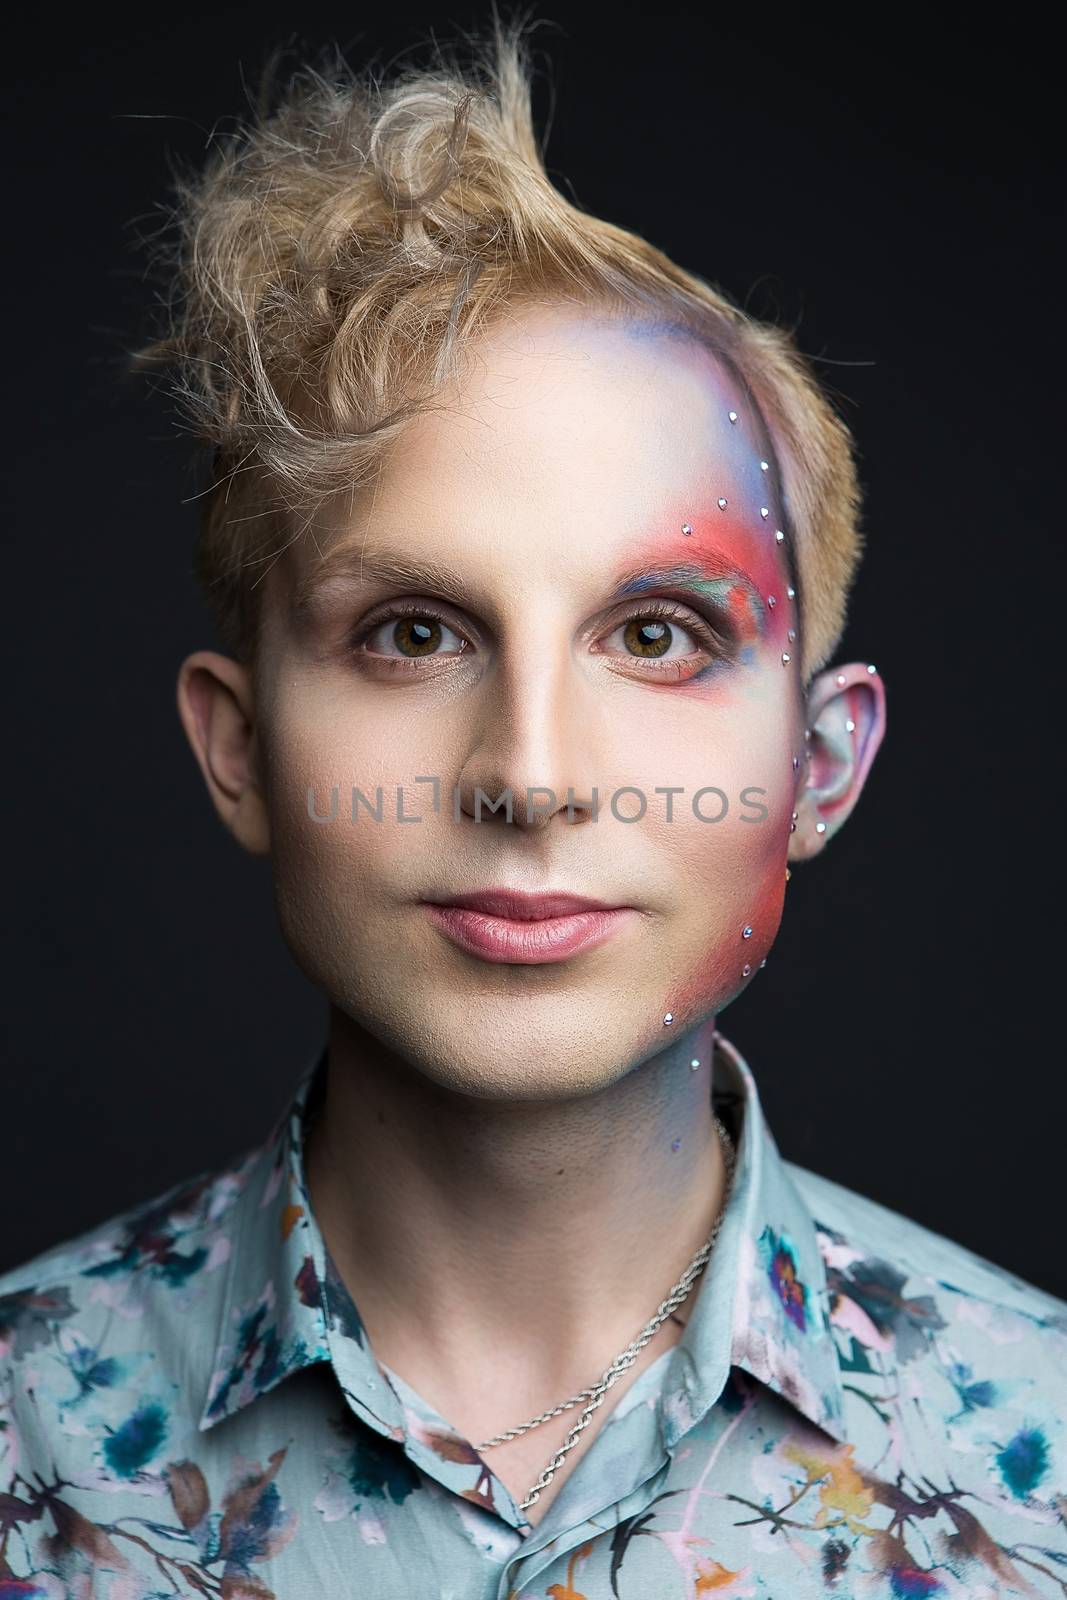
top-left (421, 888), bottom-right (638, 965)
top-left (426, 888), bottom-right (623, 920)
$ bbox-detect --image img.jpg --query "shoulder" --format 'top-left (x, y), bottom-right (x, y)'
top-left (0, 1149), bottom-right (257, 1397)
top-left (787, 1159), bottom-right (1066, 1324)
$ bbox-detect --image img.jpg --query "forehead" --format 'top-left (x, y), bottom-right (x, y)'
top-left (283, 304), bottom-right (785, 598)
top-left (390, 305), bottom-right (769, 501)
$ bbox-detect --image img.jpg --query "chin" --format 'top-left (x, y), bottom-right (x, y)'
top-left (354, 984), bottom-right (653, 1102)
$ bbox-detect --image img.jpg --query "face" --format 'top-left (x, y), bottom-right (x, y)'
top-left (181, 304), bottom-right (884, 1101)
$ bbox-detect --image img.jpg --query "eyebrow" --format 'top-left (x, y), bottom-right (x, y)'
top-left (291, 544), bottom-right (761, 614)
top-left (291, 548), bottom-right (476, 613)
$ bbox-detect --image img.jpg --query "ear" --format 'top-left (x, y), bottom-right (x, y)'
top-left (788, 663), bottom-right (887, 863)
top-left (176, 651), bottom-right (271, 856)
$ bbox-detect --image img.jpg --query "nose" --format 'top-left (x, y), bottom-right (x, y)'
top-left (454, 646), bottom-right (603, 829)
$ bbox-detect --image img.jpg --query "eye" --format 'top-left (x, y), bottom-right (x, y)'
top-left (362, 607), bottom-right (468, 659)
top-left (597, 601), bottom-right (732, 680)
top-left (613, 616), bottom-right (694, 660)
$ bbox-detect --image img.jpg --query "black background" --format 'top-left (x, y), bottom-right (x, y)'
top-left (3, 4), bottom-right (1063, 1296)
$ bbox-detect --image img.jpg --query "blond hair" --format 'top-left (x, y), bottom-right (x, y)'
top-left (132, 7), bottom-right (864, 681)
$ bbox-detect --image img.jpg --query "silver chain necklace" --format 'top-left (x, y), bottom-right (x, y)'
top-left (476, 1115), bottom-right (736, 1513)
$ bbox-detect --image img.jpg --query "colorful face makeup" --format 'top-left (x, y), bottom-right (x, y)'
top-left (255, 304), bottom-right (807, 1102)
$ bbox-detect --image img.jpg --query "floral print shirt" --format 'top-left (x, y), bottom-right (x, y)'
top-left (2, 1030), bottom-right (1064, 1599)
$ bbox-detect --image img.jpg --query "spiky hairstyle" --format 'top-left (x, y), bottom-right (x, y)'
top-left (132, 8), bottom-right (864, 680)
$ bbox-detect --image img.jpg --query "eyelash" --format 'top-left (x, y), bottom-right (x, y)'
top-left (349, 596), bottom-right (734, 674)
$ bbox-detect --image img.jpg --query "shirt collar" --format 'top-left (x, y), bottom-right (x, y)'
top-left (197, 1030), bottom-right (845, 1446)
top-left (674, 1030), bottom-right (846, 1443)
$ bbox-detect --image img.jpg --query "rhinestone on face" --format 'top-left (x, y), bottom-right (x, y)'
top-left (845, 717), bottom-right (856, 732)
top-left (815, 821), bottom-right (827, 834)
top-left (742, 963), bottom-right (751, 977)
top-left (742, 925), bottom-right (753, 938)
top-left (681, 521), bottom-right (693, 536)
top-left (787, 585), bottom-right (795, 598)
top-left (775, 529), bottom-right (785, 543)
top-left (663, 1012), bottom-right (674, 1025)
top-left (781, 652), bottom-right (791, 665)
top-left (717, 497), bottom-right (728, 510)
top-left (728, 410), bottom-right (738, 423)
top-left (760, 507), bottom-right (770, 519)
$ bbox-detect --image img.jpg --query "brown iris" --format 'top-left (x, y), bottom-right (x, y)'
top-left (392, 617), bottom-right (443, 656)
top-left (624, 617), bottom-right (672, 658)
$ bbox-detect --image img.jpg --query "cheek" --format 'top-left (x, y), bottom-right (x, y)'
top-left (640, 696), bottom-right (796, 1018)
top-left (259, 686), bottom-right (425, 923)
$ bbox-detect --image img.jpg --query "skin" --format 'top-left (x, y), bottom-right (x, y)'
top-left (176, 305), bottom-right (886, 1521)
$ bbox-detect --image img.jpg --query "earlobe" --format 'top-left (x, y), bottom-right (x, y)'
top-left (787, 663), bottom-right (886, 863)
top-left (176, 651), bottom-right (271, 856)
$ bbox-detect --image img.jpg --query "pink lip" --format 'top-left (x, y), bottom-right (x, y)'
top-left (422, 888), bottom-right (638, 965)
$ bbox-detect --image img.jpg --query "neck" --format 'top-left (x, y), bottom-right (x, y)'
top-left (304, 1008), bottom-right (728, 1401)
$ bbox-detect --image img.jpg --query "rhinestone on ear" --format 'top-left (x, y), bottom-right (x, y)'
top-left (767, 594), bottom-right (777, 608)
top-left (760, 507), bottom-right (770, 519)
top-left (782, 652), bottom-right (791, 665)
top-left (845, 718), bottom-right (856, 733)
top-left (728, 410), bottom-right (738, 423)
top-left (742, 925), bottom-right (753, 938)
top-left (681, 521), bottom-right (693, 536)
top-left (792, 755), bottom-right (799, 770)
top-left (663, 1012), bottom-right (674, 1026)
top-left (742, 963), bottom-right (751, 977)
top-left (775, 529), bottom-right (785, 543)
top-left (760, 460), bottom-right (769, 472)
top-left (671, 1138), bottom-right (681, 1151)
top-left (836, 673), bottom-right (846, 686)
top-left (717, 497), bottom-right (728, 510)
top-left (867, 663), bottom-right (877, 673)
top-left (815, 821), bottom-right (827, 834)
top-left (760, 957), bottom-right (767, 967)
top-left (787, 585), bottom-right (795, 599)
top-left (787, 628), bottom-right (796, 642)
top-left (690, 1058), bottom-right (700, 1071)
